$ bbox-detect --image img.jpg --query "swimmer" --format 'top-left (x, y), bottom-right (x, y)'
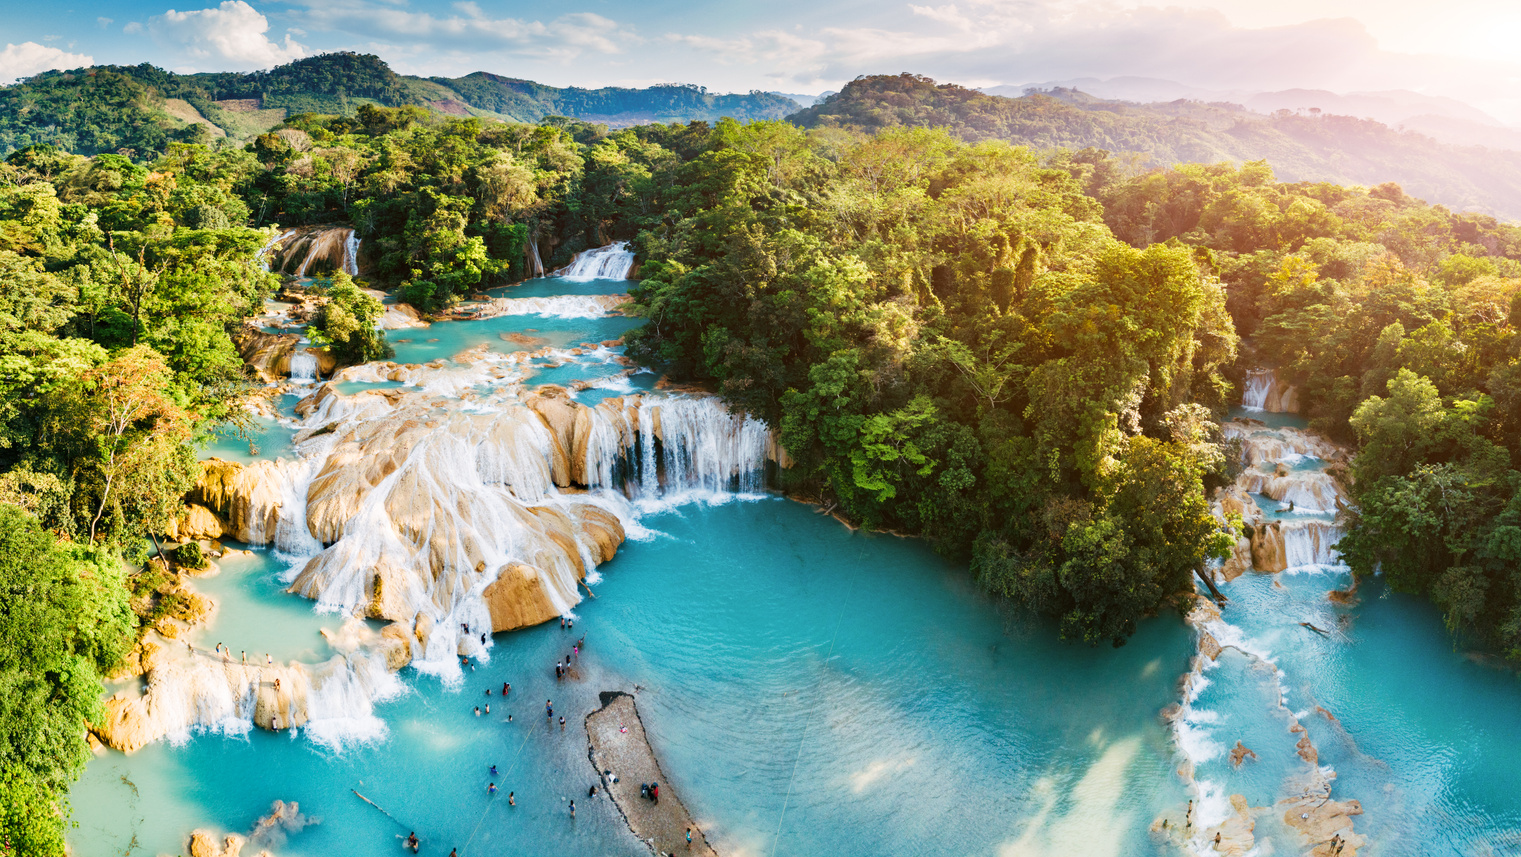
top-left (546, 699), bottom-right (553, 718)
top-left (405, 832), bottom-right (419, 853)
top-left (559, 715), bottom-right (565, 731)
top-left (508, 791), bottom-right (515, 806)
top-left (474, 706), bottom-right (481, 716)
top-left (486, 688), bottom-right (492, 696)
top-left (485, 703), bottom-right (490, 714)
top-left (503, 682), bottom-right (510, 696)
top-left (589, 784), bottom-right (598, 797)
top-left (491, 765), bottom-right (498, 776)
top-left (488, 782), bottom-right (497, 794)
top-left (480, 633), bottom-right (486, 645)
top-left (569, 799), bottom-right (575, 817)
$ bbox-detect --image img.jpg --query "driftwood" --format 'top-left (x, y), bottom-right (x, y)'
top-left (1196, 566), bottom-right (1228, 604)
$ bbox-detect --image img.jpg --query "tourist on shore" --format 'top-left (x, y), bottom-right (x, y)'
top-left (687, 828), bottom-right (693, 848)
top-left (651, 782), bottom-right (659, 804)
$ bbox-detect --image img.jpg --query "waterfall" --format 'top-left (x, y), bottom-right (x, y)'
top-left (343, 232), bottom-right (361, 276)
top-left (1283, 521), bottom-right (1342, 568)
top-left (1242, 369), bottom-right (1273, 410)
top-left (289, 351), bottom-right (319, 384)
top-left (557, 241), bottom-right (636, 280)
top-left (528, 236), bottom-right (546, 278)
top-left (257, 229), bottom-right (297, 272)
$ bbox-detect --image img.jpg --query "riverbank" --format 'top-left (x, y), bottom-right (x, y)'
top-left (587, 692), bottom-right (716, 856)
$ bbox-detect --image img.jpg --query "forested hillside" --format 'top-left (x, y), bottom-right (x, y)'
top-left (0, 53), bottom-right (798, 160)
top-left (791, 74), bottom-right (1521, 219)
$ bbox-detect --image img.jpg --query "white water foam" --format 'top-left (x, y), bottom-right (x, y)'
top-left (557, 241), bottom-right (636, 280)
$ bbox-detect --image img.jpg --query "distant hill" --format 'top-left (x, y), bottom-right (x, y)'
top-left (984, 77), bottom-right (1517, 151)
top-left (796, 74), bottom-right (1521, 220)
top-left (0, 53), bottom-right (799, 158)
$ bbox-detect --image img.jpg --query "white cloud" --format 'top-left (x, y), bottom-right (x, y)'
top-left (290, 0), bottom-right (628, 61)
top-left (0, 42), bottom-right (92, 83)
top-left (96, 17), bottom-right (114, 28)
top-left (150, 1), bottom-right (307, 69)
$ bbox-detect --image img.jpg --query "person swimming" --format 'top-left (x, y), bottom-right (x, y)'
top-left (488, 782), bottom-right (497, 794)
top-left (490, 765), bottom-right (498, 776)
top-left (405, 832), bottom-right (419, 853)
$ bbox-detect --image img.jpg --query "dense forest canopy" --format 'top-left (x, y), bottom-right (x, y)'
top-left (5, 84), bottom-right (1521, 850)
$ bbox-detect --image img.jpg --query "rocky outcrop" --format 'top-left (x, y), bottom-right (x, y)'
top-left (1247, 520), bottom-right (1288, 573)
top-left (234, 327), bottom-right (302, 383)
top-left (379, 302), bottom-right (428, 329)
top-left (169, 503), bottom-right (228, 541)
top-left (482, 563), bottom-right (561, 632)
top-left (189, 459), bottom-right (285, 544)
top-left (264, 226), bottom-right (359, 277)
top-left (188, 831), bottom-right (250, 857)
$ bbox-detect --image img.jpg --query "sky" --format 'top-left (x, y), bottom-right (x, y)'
top-left (3, 0), bottom-right (1521, 123)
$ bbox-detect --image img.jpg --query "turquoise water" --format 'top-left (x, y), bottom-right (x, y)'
top-left (71, 500), bottom-right (1192, 857)
top-left (386, 314), bottom-right (641, 365)
top-left (70, 283), bottom-right (1521, 857)
top-left (202, 415), bottom-right (295, 464)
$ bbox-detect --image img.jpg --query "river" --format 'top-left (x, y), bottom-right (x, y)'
top-left (67, 262), bottom-right (1521, 857)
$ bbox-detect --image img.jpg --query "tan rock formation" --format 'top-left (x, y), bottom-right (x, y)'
top-left (173, 503), bottom-right (228, 541)
top-left (1248, 521), bottom-right (1288, 573)
top-left (234, 326), bottom-right (302, 383)
top-left (380, 302), bottom-right (429, 329)
top-left (190, 458), bottom-right (285, 544)
top-left (188, 831), bottom-right (247, 857)
top-left (482, 563), bottom-right (560, 631)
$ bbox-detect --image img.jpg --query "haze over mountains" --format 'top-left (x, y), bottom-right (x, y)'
top-left (987, 77), bottom-right (1521, 151)
top-left (7, 53), bottom-right (1521, 219)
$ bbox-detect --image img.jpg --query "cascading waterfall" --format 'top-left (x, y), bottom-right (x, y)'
top-left (256, 229), bottom-right (297, 272)
top-left (1241, 369), bottom-right (1273, 410)
top-left (557, 241), bottom-right (637, 280)
top-left (343, 231), bottom-right (361, 276)
top-left (289, 351), bottom-right (319, 384)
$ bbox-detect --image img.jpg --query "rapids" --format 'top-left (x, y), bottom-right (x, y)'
top-left (68, 265), bottom-right (1521, 856)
